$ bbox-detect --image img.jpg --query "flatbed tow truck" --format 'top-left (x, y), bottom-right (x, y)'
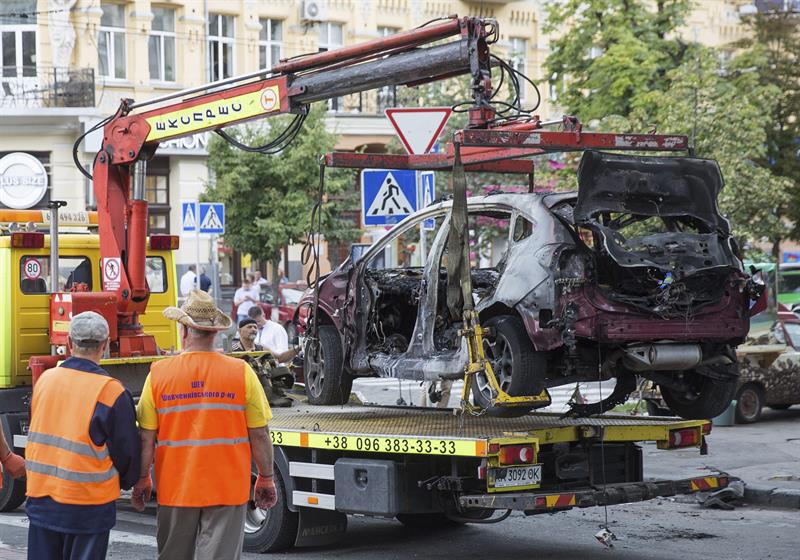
top-left (242, 400), bottom-right (727, 552)
top-left (7, 15), bottom-right (734, 554)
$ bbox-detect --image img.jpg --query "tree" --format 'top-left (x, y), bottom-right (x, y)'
top-left (545, 0), bottom-right (691, 122)
top-left (735, 10), bottom-right (800, 248)
top-left (204, 104), bottom-right (361, 303)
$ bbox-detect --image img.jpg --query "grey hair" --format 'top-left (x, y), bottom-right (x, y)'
top-left (182, 325), bottom-right (218, 341)
top-left (247, 306), bottom-right (264, 319)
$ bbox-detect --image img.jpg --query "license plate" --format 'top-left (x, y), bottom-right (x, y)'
top-left (491, 464), bottom-right (542, 489)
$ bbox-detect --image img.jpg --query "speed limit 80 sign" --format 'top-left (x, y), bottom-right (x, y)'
top-left (22, 258), bottom-right (42, 280)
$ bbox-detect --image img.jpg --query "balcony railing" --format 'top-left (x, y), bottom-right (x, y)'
top-left (0, 67), bottom-right (95, 109)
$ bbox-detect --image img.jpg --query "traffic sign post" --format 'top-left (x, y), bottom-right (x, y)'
top-left (199, 203), bottom-right (225, 234)
top-left (361, 169), bottom-right (418, 227)
top-left (417, 171), bottom-right (436, 267)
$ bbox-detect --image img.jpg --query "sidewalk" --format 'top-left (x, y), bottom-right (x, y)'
top-left (643, 406), bottom-right (800, 508)
top-left (0, 547), bottom-right (24, 559)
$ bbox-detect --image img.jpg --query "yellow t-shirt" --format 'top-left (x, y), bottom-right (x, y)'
top-left (137, 358), bottom-right (271, 430)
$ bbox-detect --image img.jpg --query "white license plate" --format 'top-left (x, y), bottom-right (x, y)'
top-left (492, 464), bottom-right (542, 488)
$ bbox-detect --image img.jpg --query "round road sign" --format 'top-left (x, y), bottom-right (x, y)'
top-left (22, 258), bottom-right (42, 280)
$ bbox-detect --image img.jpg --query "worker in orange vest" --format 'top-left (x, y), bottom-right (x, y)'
top-left (25, 311), bottom-right (141, 559)
top-left (132, 290), bottom-right (277, 559)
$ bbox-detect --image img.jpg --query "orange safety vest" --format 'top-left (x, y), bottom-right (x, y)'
top-left (149, 352), bottom-right (251, 507)
top-left (26, 366), bottom-right (123, 505)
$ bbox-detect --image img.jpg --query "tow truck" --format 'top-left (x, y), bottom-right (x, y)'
top-left (7, 15), bottom-right (733, 552)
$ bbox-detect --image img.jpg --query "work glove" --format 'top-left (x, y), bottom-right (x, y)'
top-left (0, 451), bottom-right (25, 479)
top-left (254, 474), bottom-right (277, 510)
top-left (131, 475), bottom-right (153, 512)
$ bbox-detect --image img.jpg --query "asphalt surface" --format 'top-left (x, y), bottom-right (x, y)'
top-left (0, 380), bottom-right (796, 558)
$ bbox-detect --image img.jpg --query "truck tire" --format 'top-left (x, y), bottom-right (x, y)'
top-left (305, 325), bottom-right (352, 405)
top-left (735, 383), bottom-right (764, 424)
top-left (243, 469), bottom-right (298, 553)
top-left (0, 472), bottom-right (26, 512)
top-left (472, 315), bottom-right (545, 418)
top-left (659, 364), bottom-right (738, 420)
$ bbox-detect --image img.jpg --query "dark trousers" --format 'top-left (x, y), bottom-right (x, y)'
top-left (28, 524), bottom-right (110, 560)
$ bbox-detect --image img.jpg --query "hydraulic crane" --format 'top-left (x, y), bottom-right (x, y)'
top-left (45, 15), bottom-right (690, 413)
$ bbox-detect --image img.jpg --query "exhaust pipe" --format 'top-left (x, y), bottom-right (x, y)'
top-left (622, 344), bottom-right (703, 372)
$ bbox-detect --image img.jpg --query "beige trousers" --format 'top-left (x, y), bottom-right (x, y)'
top-left (156, 503), bottom-right (246, 560)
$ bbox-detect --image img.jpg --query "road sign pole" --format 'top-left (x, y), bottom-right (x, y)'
top-left (211, 234), bottom-right (221, 307)
top-left (195, 201), bottom-right (200, 295)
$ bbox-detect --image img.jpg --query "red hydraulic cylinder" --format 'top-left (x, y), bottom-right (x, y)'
top-left (127, 199), bottom-right (149, 306)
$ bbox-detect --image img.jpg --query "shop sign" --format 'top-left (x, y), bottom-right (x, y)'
top-left (0, 153), bottom-right (48, 209)
top-left (158, 132), bottom-right (210, 156)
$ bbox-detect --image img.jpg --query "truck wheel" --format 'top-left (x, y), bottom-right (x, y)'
top-left (0, 472), bottom-right (26, 512)
top-left (735, 384), bottom-right (764, 424)
top-left (243, 469), bottom-right (298, 553)
top-left (472, 315), bottom-right (545, 418)
top-left (659, 364), bottom-right (738, 420)
top-left (305, 325), bottom-right (352, 405)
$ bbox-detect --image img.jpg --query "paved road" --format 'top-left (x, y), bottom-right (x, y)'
top-left (0, 497), bottom-right (795, 559)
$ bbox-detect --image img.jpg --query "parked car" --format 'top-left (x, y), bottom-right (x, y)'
top-left (295, 152), bottom-right (762, 419)
top-left (233, 283), bottom-right (306, 339)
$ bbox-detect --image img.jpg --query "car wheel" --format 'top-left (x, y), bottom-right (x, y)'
top-left (735, 384), bottom-right (764, 424)
top-left (472, 315), bottom-right (545, 418)
top-left (0, 471), bottom-right (26, 512)
top-left (243, 469), bottom-right (298, 553)
top-left (659, 363), bottom-right (739, 420)
top-left (304, 325), bottom-right (352, 405)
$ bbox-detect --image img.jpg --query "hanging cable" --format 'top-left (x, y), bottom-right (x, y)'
top-left (72, 114), bottom-right (115, 181)
top-left (215, 108), bottom-right (308, 154)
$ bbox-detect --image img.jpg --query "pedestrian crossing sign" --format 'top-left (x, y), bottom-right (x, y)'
top-left (199, 203), bottom-right (225, 234)
top-left (361, 169), bottom-right (418, 227)
top-left (181, 201), bottom-right (198, 233)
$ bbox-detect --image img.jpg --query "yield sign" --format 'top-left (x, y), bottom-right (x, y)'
top-left (385, 107), bottom-right (452, 155)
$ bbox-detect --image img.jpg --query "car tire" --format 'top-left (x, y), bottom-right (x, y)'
top-left (0, 471), bottom-right (25, 512)
top-left (659, 363), bottom-right (739, 420)
top-left (304, 325), bottom-right (352, 405)
top-left (243, 469), bottom-right (298, 553)
top-left (735, 384), bottom-right (764, 424)
top-left (472, 315), bottom-right (545, 418)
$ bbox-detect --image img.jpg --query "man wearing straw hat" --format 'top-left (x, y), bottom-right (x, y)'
top-left (132, 290), bottom-right (277, 559)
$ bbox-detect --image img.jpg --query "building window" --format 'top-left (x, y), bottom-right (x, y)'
top-left (259, 18), bottom-right (282, 69)
top-left (0, 0), bottom-right (37, 82)
top-left (145, 157), bottom-right (170, 234)
top-left (318, 22), bottom-right (343, 110)
top-left (376, 26), bottom-right (398, 113)
top-left (149, 7), bottom-right (175, 82)
top-left (508, 37), bottom-right (527, 101)
top-left (208, 13), bottom-right (234, 81)
top-left (99, 3), bottom-right (126, 80)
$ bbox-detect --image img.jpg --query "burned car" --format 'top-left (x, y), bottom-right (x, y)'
top-left (296, 151), bottom-right (761, 419)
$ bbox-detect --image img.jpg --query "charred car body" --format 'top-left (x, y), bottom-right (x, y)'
top-left (297, 151), bottom-right (760, 419)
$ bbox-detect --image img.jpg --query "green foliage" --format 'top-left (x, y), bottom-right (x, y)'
top-left (204, 104), bottom-right (361, 266)
top-left (544, 2), bottom-right (795, 248)
top-left (545, 0), bottom-right (690, 121)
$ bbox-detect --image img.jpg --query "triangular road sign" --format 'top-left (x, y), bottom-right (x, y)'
top-left (385, 107), bottom-right (452, 155)
top-left (200, 206), bottom-right (223, 230)
top-left (366, 172), bottom-right (414, 217)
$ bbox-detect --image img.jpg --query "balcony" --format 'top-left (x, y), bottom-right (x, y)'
top-left (0, 67), bottom-right (95, 109)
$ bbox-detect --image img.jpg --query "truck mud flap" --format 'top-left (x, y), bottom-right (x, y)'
top-left (458, 474), bottom-right (731, 513)
top-left (294, 508), bottom-right (347, 548)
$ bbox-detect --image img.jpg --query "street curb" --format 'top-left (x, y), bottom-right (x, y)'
top-left (744, 484), bottom-right (800, 509)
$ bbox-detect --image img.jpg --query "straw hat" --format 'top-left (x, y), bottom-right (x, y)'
top-left (163, 289), bottom-right (232, 331)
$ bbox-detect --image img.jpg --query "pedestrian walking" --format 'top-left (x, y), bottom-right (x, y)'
top-left (234, 273), bottom-right (260, 324)
top-left (198, 266), bottom-right (212, 293)
top-left (133, 290), bottom-right (277, 560)
top-left (25, 311), bottom-right (140, 559)
top-left (179, 264), bottom-right (197, 298)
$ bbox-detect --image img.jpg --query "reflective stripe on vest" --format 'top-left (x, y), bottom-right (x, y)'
top-left (27, 431), bottom-right (110, 460)
top-left (25, 366), bottom-right (123, 505)
top-left (150, 352), bottom-right (251, 507)
top-left (158, 437), bottom-right (250, 448)
top-left (156, 403), bottom-right (246, 414)
top-left (26, 460), bottom-right (118, 483)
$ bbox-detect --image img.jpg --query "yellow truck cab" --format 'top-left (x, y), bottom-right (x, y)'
top-left (0, 210), bottom-right (179, 510)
